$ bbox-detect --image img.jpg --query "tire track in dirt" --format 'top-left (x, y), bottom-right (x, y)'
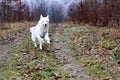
top-left (0, 28), bottom-right (29, 67)
top-left (0, 24), bottom-right (94, 79)
top-left (0, 28), bottom-right (29, 45)
top-left (51, 24), bottom-right (94, 80)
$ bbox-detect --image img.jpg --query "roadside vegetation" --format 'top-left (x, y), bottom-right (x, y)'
top-left (63, 23), bottom-right (120, 80)
top-left (0, 22), bottom-right (35, 42)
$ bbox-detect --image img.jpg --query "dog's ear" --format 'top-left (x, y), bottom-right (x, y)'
top-left (40, 15), bottom-right (43, 19)
top-left (47, 15), bottom-right (49, 18)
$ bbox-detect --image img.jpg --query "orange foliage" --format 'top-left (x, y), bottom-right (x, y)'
top-left (0, 0), bottom-right (33, 22)
top-left (12, 0), bottom-right (33, 21)
top-left (68, 0), bottom-right (120, 27)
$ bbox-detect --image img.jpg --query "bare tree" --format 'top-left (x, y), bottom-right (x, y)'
top-left (32, 0), bottom-right (48, 21)
top-left (68, 0), bottom-right (120, 27)
top-left (0, 0), bottom-right (33, 22)
top-left (12, 0), bottom-right (33, 21)
top-left (0, 0), bottom-right (12, 22)
top-left (48, 0), bottom-right (65, 23)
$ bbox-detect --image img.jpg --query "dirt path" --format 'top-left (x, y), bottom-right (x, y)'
top-left (51, 24), bottom-right (94, 80)
top-left (0, 24), bottom-right (94, 79)
top-left (0, 28), bottom-right (29, 67)
top-left (0, 23), bottom-right (120, 79)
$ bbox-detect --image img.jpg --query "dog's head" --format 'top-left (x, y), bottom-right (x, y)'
top-left (40, 15), bottom-right (49, 27)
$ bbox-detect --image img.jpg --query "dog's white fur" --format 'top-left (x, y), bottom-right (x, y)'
top-left (30, 15), bottom-right (50, 50)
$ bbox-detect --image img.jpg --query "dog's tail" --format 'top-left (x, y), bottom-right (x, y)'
top-left (30, 27), bottom-right (34, 33)
top-left (30, 27), bottom-right (32, 33)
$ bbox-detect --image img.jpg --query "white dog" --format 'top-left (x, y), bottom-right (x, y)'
top-left (30, 15), bottom-right (50, 50)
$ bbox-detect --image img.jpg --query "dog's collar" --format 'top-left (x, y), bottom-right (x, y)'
top-left (40, 31), bottom-right (47, 38)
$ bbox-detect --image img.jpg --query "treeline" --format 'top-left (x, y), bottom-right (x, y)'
top-left (68, 0), bottom-right (120, 27)
top-left (0, 0), bottom-right (33, 22)
top-left (0, 0), bottom-right (65, 23)
top-left (1, 0), bottom-right (119, 26)
top-left (32, 0), bottom-right (65, 23)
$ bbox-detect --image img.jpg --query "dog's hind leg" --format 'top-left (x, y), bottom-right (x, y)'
top-left (31, 33), bottom-right (37, 47)
top-left (30, 27), bottom-right (37, 47)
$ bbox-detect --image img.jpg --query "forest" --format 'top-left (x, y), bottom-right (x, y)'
top-left (0, 0), bottom-right (120, 80)
top-left (0, 0), bottom-right (120, 27)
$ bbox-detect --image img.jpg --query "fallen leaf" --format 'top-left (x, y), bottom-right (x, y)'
top-left (23, 73), bottom-right (29, 78)
top-left (77, 36), bottom-right (81, 41)
top-left (20, 49), bottom-right (28, 53)
top-left (52, 72), bottom-right (61, 79)
top-left (36, 63), bottom-right (43, 70)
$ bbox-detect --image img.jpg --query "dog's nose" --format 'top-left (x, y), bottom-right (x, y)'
top-left (45, 24), bottom-right (47, 26)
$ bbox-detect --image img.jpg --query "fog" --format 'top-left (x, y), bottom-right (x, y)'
top-left (0, 0), bottom-right (83, 22)
top-left (21, 0), bottom-right (83, 22)
top-left (22, 0), bottom-right (83, 11)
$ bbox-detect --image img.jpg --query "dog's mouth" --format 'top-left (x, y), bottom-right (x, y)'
top-left (43, 25), bottom-right (48, 30)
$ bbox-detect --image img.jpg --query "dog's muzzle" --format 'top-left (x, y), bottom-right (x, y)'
top-left (45, 24), bottom-right (47, 27)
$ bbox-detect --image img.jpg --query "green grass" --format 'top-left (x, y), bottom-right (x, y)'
top-left (0, 22), bottom-right (120, 80)
top-left (0, 22), bottom-right (34, 43)
top-left (62, 25), bottom-right (120, 80)
top-left (101, 35), bottom-right (120, 50)
top-left (0, 35), bottom-right (60, 80)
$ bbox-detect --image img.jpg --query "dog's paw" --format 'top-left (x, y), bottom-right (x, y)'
top-left (47, 41), bottom-right (50, 44)
top-left (39, 46), bottom-right (42, 50)
top-left (34, 43), bottom-right (37, 47)
top-left (47, 40), bottom-right (50, 44)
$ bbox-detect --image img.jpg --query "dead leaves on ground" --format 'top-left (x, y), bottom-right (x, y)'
top-left (51, 72), bottom-right (61, 79)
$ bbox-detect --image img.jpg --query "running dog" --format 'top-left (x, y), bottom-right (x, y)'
top-left (30, 15), bottom-right (50, 50)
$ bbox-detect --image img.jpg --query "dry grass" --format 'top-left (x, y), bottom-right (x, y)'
top-left (0, 21), bottom-right (36, 42)
top-left (0, 22), bottom-right (120, 80)
top-left (62, 23), bottom-right (120, 79)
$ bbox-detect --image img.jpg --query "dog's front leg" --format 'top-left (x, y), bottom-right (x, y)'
top-left (36, 35), bottom-right (44, 50)
top-left (45, 33), bottom-right (50, 44)
top-left (39, 41), bottom-right (43, 50)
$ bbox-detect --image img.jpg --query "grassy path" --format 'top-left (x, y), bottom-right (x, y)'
top-left (0, 23), bottom-right (93, 80)
top-left (0, 28), bottom-right (29, 79)
top-left (52, 24), bottom-right (94, 80)
top-left (0, 23), bottom-right (120, 80)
